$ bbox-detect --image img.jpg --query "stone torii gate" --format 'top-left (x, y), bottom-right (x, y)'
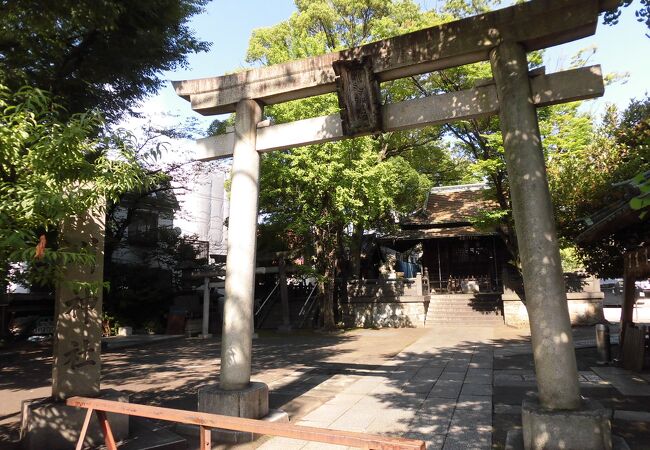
top-left (174, 0), bottom-right (618, 448)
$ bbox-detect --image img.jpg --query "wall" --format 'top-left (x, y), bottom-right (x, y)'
top-left (341, 295), bottom-right (428, 328)
top-left (502, 275), bottom-right (605, 328)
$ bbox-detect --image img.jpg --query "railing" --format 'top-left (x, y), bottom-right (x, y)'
top-left (255, 281), bottom-right (279, 317)
top-left (254, 280), bottom-right (280, 329)
top-left (430, 275), bottom-right (499, 294)
top-left (297, 283), bottom-right (318, 328)
top-left (66, 396), bottom-right (425, 450)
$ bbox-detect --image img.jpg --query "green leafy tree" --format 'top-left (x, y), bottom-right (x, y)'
top-left (247, 0), bottom-right (465, 328)
top-left (0, 1), bottom-right (212, 337)
top-left (0, 0), bottom-right (211, 121)
top-left (0, 85), bottom-right (153, 293)
top-left (566, 96), bottom-right (650, 276)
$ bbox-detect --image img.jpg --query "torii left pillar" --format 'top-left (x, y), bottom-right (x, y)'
top-left (197, 99), bottom-right (271, 441)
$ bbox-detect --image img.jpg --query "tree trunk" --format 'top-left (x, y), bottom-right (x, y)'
top-left (0, 264), bottom-right (8, 338)
top-left (321, 273), bottom-right (336, 329)
top-left (349, 224), bottom-right (363, 280)
top-left (314, 227), bottom-right (337, 330)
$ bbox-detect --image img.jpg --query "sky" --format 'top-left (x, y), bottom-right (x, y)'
top-left (136, 0), bottom-right (650, 133)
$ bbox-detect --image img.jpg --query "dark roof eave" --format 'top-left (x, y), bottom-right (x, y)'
top-left (400, 221), bottom-right (474, 229)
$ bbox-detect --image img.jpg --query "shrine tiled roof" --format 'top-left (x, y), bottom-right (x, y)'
top-left (403, 184), bottom-right (498, 227)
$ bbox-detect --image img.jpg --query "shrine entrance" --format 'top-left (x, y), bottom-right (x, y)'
top-left (172, 0), bottom-right (617, 448)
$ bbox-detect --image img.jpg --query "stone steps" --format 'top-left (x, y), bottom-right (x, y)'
top-left (425, 316), bottom-right (504, 323)
top-left (426, 306), bottom-right (503, 312)
top-left (426, 312), bottom-right (502, 318)
top-left (425, 295), bottom-right (504, 326)
top-left (426, 314), bottom-right (503, 319)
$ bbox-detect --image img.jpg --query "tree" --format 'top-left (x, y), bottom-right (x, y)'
top-left (0, 2), bottom-right (212, 339)
top-left (245, 0), bottom-right (623, 325)
top-left (0, 85), bottom-right (153, 293)
top-left (247, 0), bottom-right (466, 328)
top-left (602, 0), bottom-right (650, 37)
top-left (0, 0), bottom-right (211, 121)
top-left (563, 96), bottom-right (650, 277)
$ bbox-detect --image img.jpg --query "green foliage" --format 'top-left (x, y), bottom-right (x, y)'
top-left (0, 85), bottom-right (153, 288)
top-left (247, 0), bottom-right (470, 327)
top-left (441, 0), bottom-right (500, 17)
top-left (206, 118), bottom-right (232, 136)
top-left (559, 243), bottom-right (585, 273)
top-left (0, 0), bottom-right (210, 121)
top-left (566, 96), bottom-right (650, 277)
top-left (602, 0), bottom-right (650, 37)
top-left (627, 171), bottom-right (650, 217)
top-left (470, 208), bottom-right (509, 231)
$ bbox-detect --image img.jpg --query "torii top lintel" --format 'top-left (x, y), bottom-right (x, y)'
top-left (173, 0), bottom-right (617, 116)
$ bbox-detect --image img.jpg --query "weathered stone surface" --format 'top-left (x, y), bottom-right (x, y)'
top-left (174, 0), bottom-right (603, 115)
top-left (503, 294), bottom-right (606, 328)
top-left (521, 397), bottom-right (612, 450)
top-left (591, 366), bottom-right (650, 396)
top-left (51, 207), bottom-right (105, 400)
top-left (508, 430), bottom-right (629, 450)
top-left (195, 66), bottom-right (603, 161)
top-left (198, 382), bottom-right (269, 419)
top-left (20, 390), bottom-right (129, 450)
top-left (220, 99), bottom-right (263, 390)
top-left (490, 41), bottom-right (580, 410)
top-left (196, 381), bottom-right (272, 443)
top-left (341, 300), bottom-right (427, 328)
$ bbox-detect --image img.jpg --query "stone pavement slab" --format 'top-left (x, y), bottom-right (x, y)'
top-left (6, 323), bottom-right (650, 449)
top-left (258, 326), bottom-right (503, 450)
top-left (591, 367), bottom-right (650, 396)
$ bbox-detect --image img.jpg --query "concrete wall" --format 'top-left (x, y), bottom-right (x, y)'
top-left (347, 277), bottom-right (423, 298)
top-left (501, 271), bottom-right (605, 328)
top-left (341, 295), bottom-right (428, 329)
top-left (503, 291), bottom-right (605, 328)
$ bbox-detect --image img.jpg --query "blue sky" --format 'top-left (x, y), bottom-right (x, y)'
top-left (140, 1), bottom-right (650, 132)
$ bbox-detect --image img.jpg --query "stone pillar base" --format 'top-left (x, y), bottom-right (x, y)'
top-left (516, 396), bottom-right (614, 450)
top-left (20, 389), bottom-right (129, 450)
top-left (188, 381), bottom-right (277, 443)
top-left (506, 430), bottom-right (629, 450)
top-left (198, 381), bottom-right (269, 418)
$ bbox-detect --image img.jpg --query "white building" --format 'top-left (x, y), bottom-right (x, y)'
top-left (175, 168), bottom-right (230, 258)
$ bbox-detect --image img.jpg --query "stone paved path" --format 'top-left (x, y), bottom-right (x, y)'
top-left (3, 324), bottom-right (649, 449)
top-left (258, 327), bottom-right (502, 450)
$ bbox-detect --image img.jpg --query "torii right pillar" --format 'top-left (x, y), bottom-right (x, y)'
top-left (491, 42), bottom-right (614, 450)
